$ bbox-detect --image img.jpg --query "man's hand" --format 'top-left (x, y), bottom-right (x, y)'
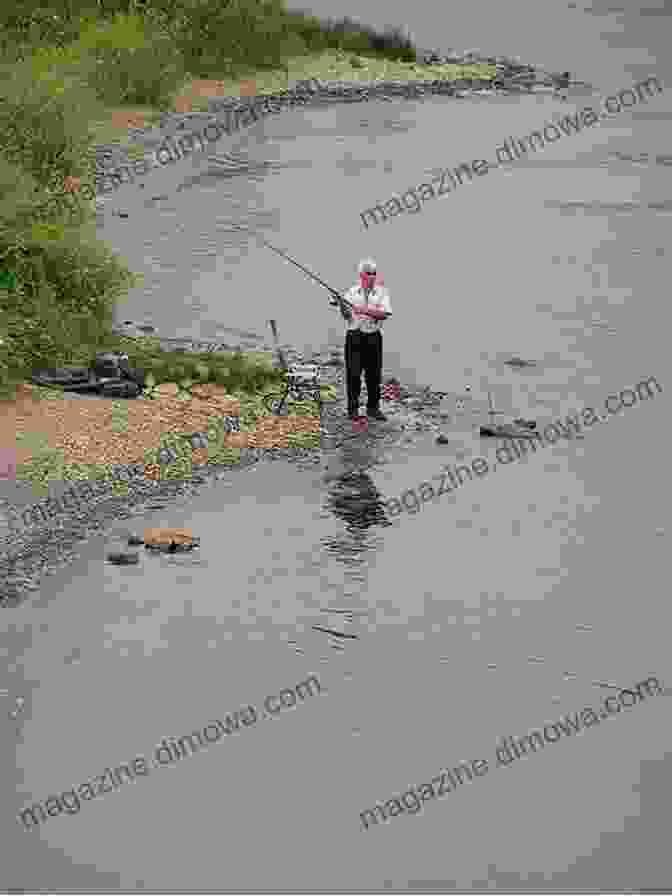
top-left (351, 304), bottom-right (388, 321)
top-left (330, 293), bottom-right (353, 321)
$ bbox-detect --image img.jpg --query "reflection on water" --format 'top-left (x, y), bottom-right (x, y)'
top-left (321, 469), bottom-right (392, 574)
top-left (325, 468), bottom-right (392, 532)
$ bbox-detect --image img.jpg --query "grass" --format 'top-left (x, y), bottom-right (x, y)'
top-left (172, 50), bottom-right (495, 115)
top-left (10, 338), bottom-right (323, 497)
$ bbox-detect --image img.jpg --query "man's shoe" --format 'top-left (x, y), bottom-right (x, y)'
top-left (367, 409), bottom-right (387, 421)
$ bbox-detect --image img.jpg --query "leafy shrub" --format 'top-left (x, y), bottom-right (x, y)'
top-left (0, 48), bottom-right (102, 196)
top-left (74, 12), bottom-right (186, 107)
top-left (0, 220), bottom-right (140, 397)
top-left (0, 2), bottom-right (99, 60)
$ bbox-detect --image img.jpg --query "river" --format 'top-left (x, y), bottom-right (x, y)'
top-left (1, 0), bottom-right (671, 889)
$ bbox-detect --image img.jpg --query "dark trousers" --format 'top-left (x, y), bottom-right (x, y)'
top-left (345, 329), bottom-right (382, 413)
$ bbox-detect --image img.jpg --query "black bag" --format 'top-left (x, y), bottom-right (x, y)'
top-left (91, 351), bottom-right (129, 378)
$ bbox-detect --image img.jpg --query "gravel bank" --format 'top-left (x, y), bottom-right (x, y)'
top-left (0, 340), bottom-right (452, 606)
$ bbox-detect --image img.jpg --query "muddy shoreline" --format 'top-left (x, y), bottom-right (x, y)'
top-left (0, 343), bottom-right (448, 606)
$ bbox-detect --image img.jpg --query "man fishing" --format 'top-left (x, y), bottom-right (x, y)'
top-left (240, 228), bottom-right (391, 420)
top-left (331, 259), bottom-right (392, 421)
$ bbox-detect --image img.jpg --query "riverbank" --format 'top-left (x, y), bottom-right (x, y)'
top-left (76, 51), bottom-right (566, 216)
top-left (83, 47), bottom-right (502, 160)
top-left (0, 338), bottom-right (451, 607)
top-left (0, 36), bottom-right (573, 606)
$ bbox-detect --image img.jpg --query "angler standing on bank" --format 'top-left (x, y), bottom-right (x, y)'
top-left (240, 228), bottom-right (392, 422)
top-left (331, 259), bottom-right (392, 421)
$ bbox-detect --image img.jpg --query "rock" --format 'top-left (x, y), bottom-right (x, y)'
top-left (143, 527), bottom-right (198, 547)
top-left (107, 551), bottom-right (140, 565)
top-left (504, 356), bottom-right (537, 368)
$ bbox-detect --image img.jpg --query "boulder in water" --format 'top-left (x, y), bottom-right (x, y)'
top-left (143, 527), bottom-right (199, 550)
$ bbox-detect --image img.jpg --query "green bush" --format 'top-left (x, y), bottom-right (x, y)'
top-left (166, 0), bottom-right (289, 76)
top-left (0, 2), bottom-right (100, 60)
top-left (74, 12), bottom-right (186, 107)
top-left (0, 47), bottom-right (102, 197)
top-left (0, 210), bottom-right (140, 397)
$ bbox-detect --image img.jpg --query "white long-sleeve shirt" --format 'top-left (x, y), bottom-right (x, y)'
top-left (342, 284), bottom-right (392, 334)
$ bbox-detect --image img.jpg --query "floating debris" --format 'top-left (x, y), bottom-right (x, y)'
top-left (504, 357), bottom-right (537, 369)
top-left (321, 608), bottom-right (369, 616)
top-left (312, 625), bottom-right (359, 640)
top-left (479, 424), bottom-right (538, 438)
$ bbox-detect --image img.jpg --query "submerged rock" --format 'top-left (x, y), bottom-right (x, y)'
top-left (107, 550), bottom-right (140, 565)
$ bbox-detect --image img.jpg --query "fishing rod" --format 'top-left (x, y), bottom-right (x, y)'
top-left (234, 225), bottom-right (352, 313)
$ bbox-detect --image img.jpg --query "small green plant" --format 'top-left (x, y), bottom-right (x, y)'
top-left (141, 372), bottom-right (161, 400)
top-left (29, 385), bottom-right (64, 402)
top-left (110, 399), bottom-right (129, 432)
top-left (236, 392), bottom-right (269, 429)
top-left (15, 446), bottom-right (66, 496)
top-left (208, 445), bottom-right (241, 466)
top-left (176, 377), bottom-right (196, 401)
top-left (286, 430), bottom-right (321, 449)
top-left (286, 398), bottom-right (320, 417)
top-left (161, 452), bottom-right (194, 480)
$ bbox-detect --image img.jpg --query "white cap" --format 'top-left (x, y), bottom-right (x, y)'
top-left (358, 258), bottom-right (377, 274)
